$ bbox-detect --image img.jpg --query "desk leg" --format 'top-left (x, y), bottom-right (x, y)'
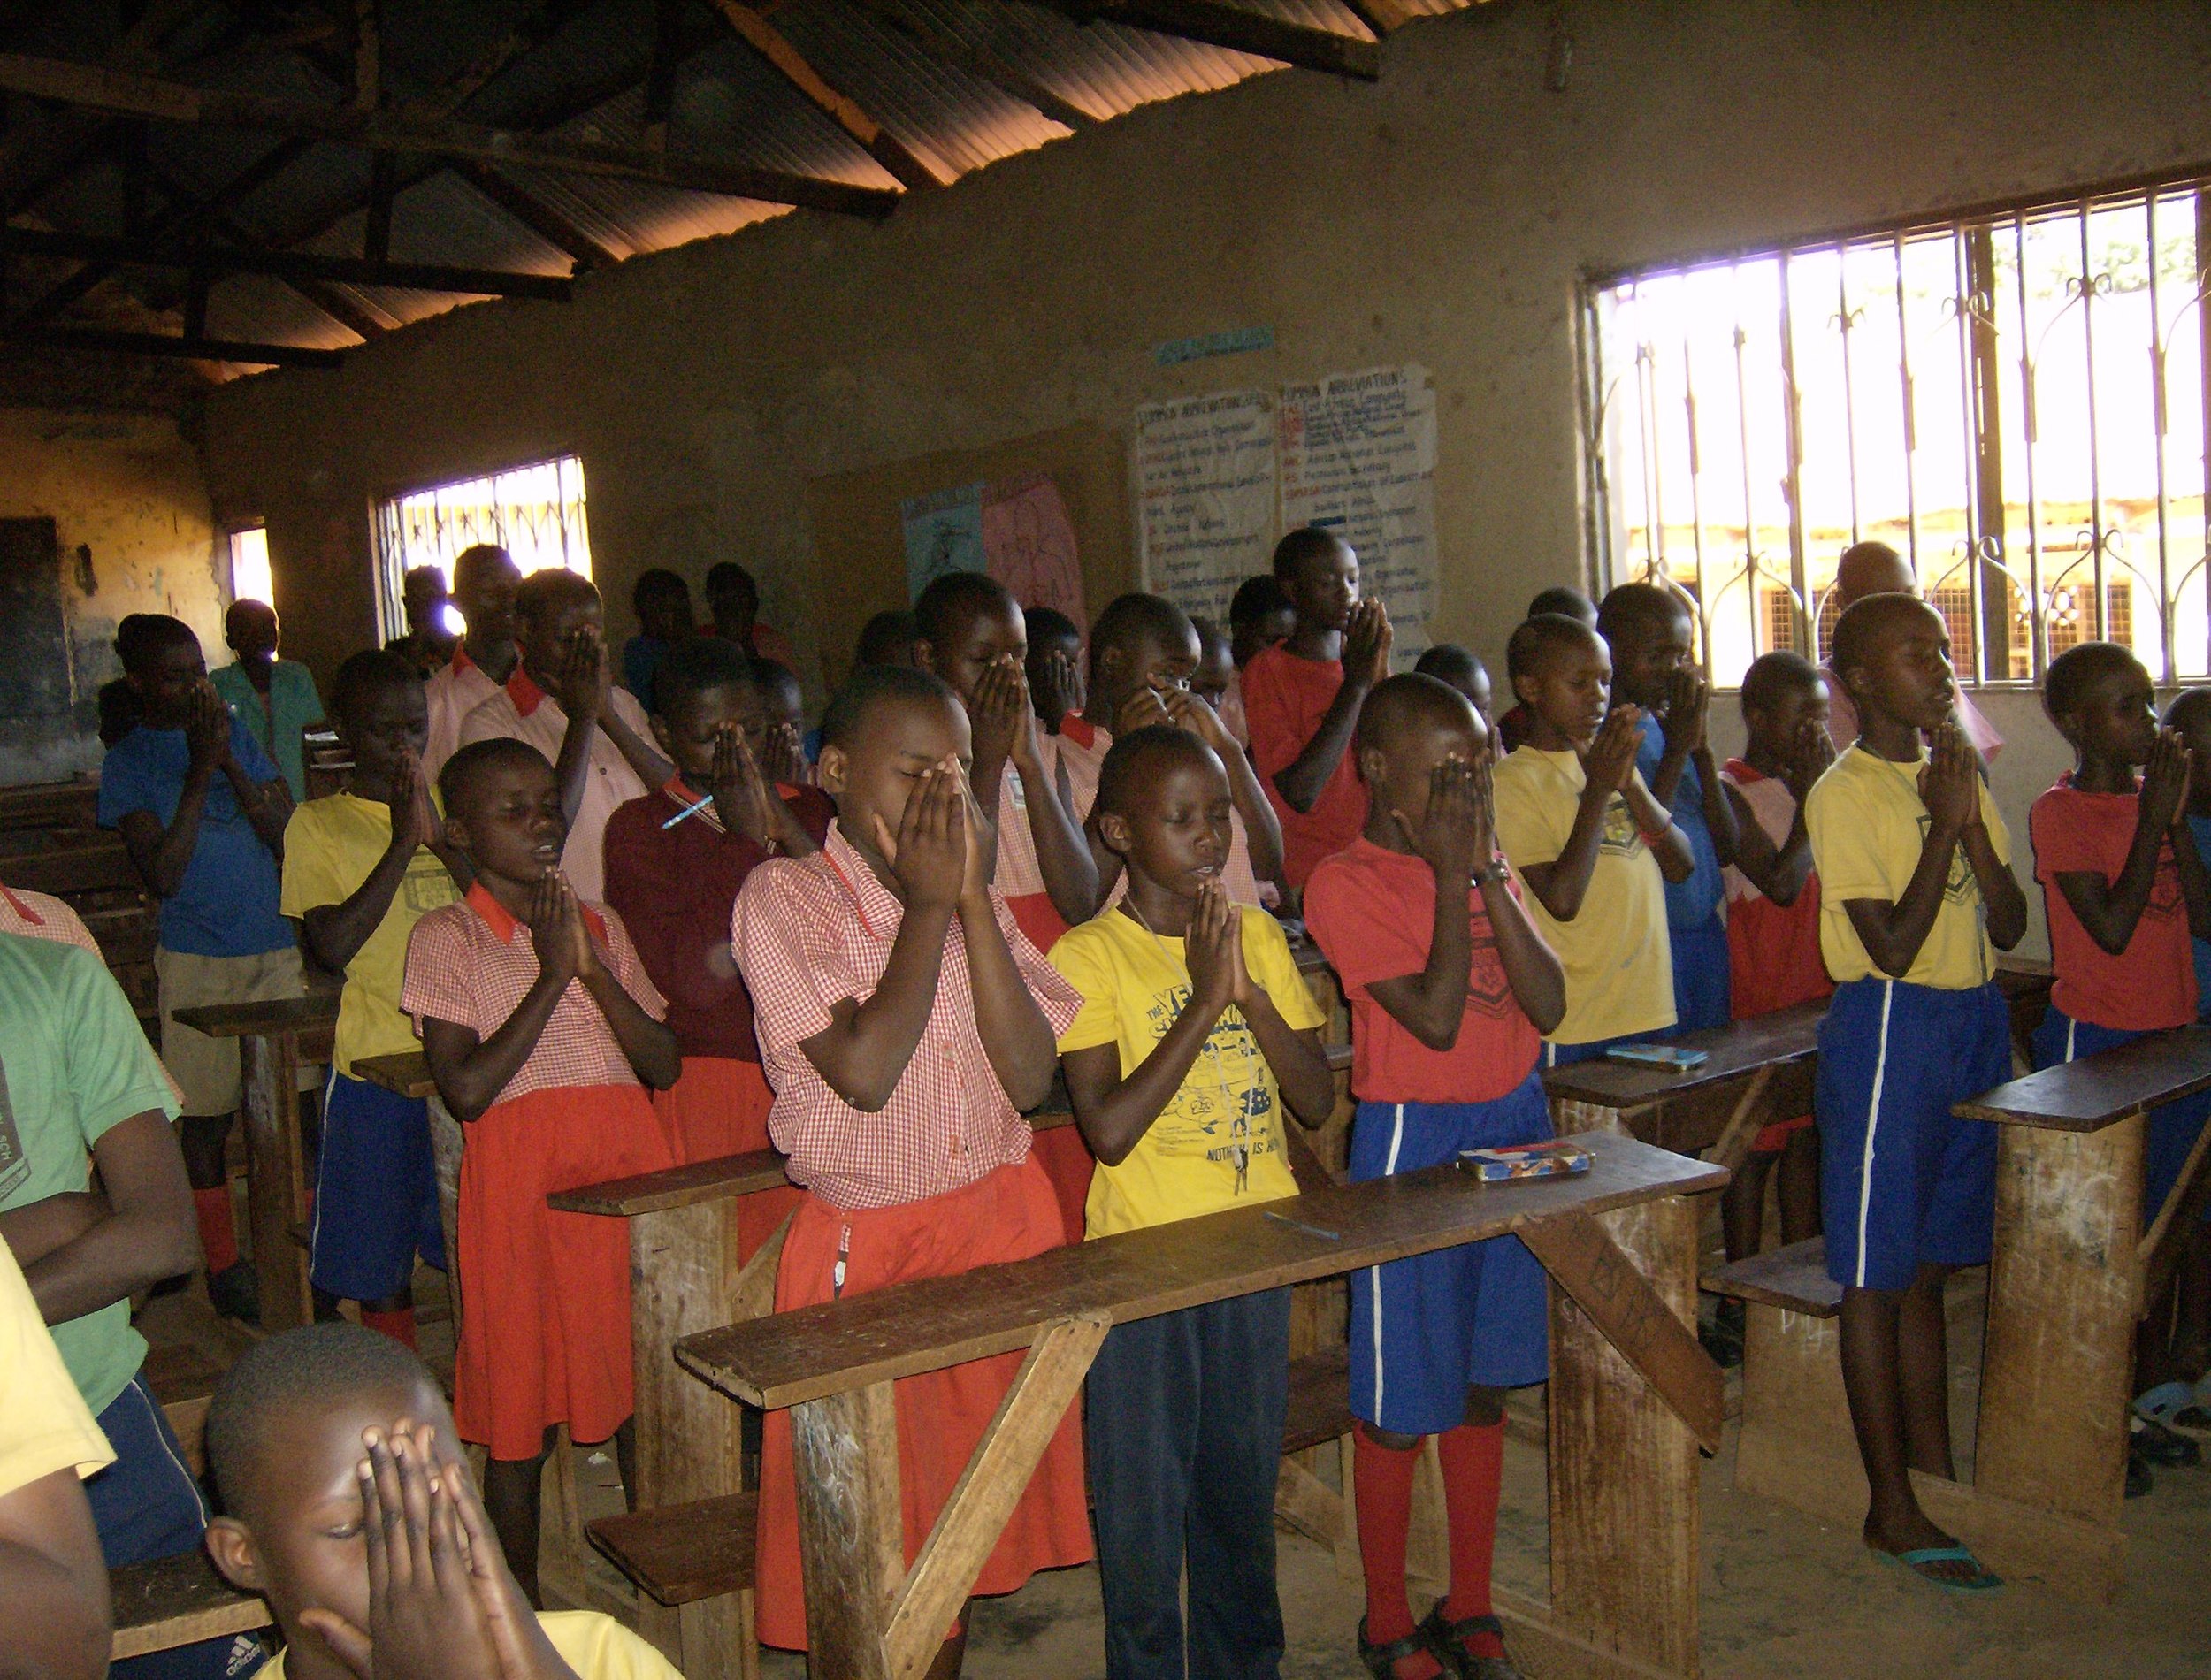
top-left (428, 1096), bottom-right (463, 1338)
top-left (1975, 1119), bottom-right (2139, 1549)
top-left (240, 1030), bottom-right (310, 1333)
top-left (792, 1382), bottom-right (904, 1680)
top-left (1545, 1192), bottom-right (1701, 1679)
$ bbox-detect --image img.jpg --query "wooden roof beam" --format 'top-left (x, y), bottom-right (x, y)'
top-left (0, 226), bottom-right (573, 298)
top-left (1032, 0), bottom-right (1381, 80)
top-left (0, 51), bottom-right (903, 218)
top-left (8, 325), bottom-right (342, 368)
top-left (446, 158), bottom-right (620, 272)
top-left (850, 0), bottom-right (1100, 133)
top-left (704, 0), bottom-right (946, 190)
top-left (145, 160), bottom-right (389, 339)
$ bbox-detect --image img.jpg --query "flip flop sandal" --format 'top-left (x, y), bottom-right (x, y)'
top-left (1419, 1604), bottom-right (1523, 1679)
top-left (2131, 1416), bottom-right (2201, 1469)
top-left (2135, 1381), bottom-right (2198, 1426)
top-left (1358, 1618), bottom-right (1437, 1680)
top-left (1874, 1545), bottom-right (2002, 1594)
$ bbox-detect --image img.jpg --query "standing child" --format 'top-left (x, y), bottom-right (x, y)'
top-left (604, 638), bottom-right (830, 1226)
top-left (1716, 653), bottom-right (1834, 1270)
top-left (1496, 588), bottom-right (1595, 754)
top-left (1599, 584), bottom-right (1737, 1030)
top-left (210, 600), bottom-right (325, 805)
top-left (424, 545), bottom-right (522, 781)
top-left (1306, 676), bottom-right (1567, 1680)
top-left (386, 564), bottom-right (458, 680)
top-left (281, 651), bottom-right (465, 1348)
top-left (1024, 604), bottom-right (1086, 735)
top-left (745, 657), bottom-right (815, 785)
top-left (401, 739), bottom-right (678, 1602)
top-left (2031, 644), bottom-right (2211, 1481)
top-left (1412, 645), bottom-right (1492, 727)
top-left (1492, 614), bottom-right (1691, 1064)
top-left (1228, 574), bottom-right (1295, 673)
top-left (732, 666), bottom-right (1090, 1669)
top-left (914, 570), bottom-right (1098, 948)
top-left (1189, 616), bottom-right (1249, 749)
top-left (1051, 726), bottom-right (1335, 1679)
top-left (622, 568), bottom-right (694, 706)
top-left (2163, 687), bottom-right (2211, 1393)
top-left (1243, 528), bottom-right (1391, 890)
top-left (1806, 593), bottom-right (2026, 1593)
top-left (98, 613), bottom-right (298, 1325)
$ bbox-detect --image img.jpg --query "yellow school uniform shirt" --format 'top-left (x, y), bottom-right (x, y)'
top-left (261, 1611), bottom-right (681, 1680)
top-left (1492, 745), bottom-right (1675, 1045)
top-left (1805, 744), bottom-right (2010, 989)
top-left (0, 1240), bottom-right (113, 1501)
top-left (1050, 904), bottom-right (1327, 1238)
top-left (280, 792), bottom-right (462, 1076)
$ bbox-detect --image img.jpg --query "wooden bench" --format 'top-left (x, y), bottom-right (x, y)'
top-left (676, 1131), bottom-right (1725, 1680)
top-left (172, 986), bottom-right (341, 1333)
top-left (586, 1494), bottom-right (761, 1680)
top-left (1705, 1240), bottom-right (1850, 1523)
top-left (108, 1549), bottom-right (271, 1663)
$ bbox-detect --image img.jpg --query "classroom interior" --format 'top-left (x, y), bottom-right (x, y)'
top-left (4, 2), bottom-right (2210, 1677)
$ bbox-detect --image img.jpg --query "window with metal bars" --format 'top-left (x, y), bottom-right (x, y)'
top-left (371, 455), bottom-right (593, 646)
top-left (1580, 177), bottom-right (2211, 689)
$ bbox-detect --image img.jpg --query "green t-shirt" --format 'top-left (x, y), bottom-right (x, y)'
top-left (210, 657), bottom-right (325, 803)
top-left (0, 933), bottom-right (182, 1415)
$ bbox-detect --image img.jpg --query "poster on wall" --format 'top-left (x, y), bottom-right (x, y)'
top-left (1278, 364), bottom-right (1439, 664)
top-left (1132, 389), bottom-right (1279, 629)
top-left (901, 472), bottom-right (1089, 628)
top-left (901, 482), bottom-right (985, 599)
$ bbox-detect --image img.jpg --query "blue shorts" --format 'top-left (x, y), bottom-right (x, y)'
top-left (1668, 917), bottom-right (1733, 1033)
top-left (310, 1068), bottom-right (446, 1302)
top-left (2033, 1009), bottom-right (2211, 1230)
top-left (88, 1372), bottom-right (267, 1680)
top-left (1348, 1073), bottom-right (1552, 1433)
top-left (1817, 977), bottom-right (2008, 1290)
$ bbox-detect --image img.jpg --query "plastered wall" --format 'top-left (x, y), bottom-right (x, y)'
top-left (0, 409), bottom-right (224, 785)
top-left (196, 0), bottom-right (2211, 954)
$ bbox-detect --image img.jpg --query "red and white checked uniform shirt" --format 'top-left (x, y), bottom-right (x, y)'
top-left (731, 821), bottom-right (1084, 1210)
top-left (990, 758), bottom-right (1058, 900)
top-left (400, 882), bottom-right (666, 1110)
top-left (1053, 717), bottom-right (1266, 909)
top-left (423, 646), bottom-right (504, 783)
top-left (0, 883), bottom-right (101, 955)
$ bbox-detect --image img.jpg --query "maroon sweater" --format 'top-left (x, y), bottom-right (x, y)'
top-left (602, 782), bottom-right (835, 1061)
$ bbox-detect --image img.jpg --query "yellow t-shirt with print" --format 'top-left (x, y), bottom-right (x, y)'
top-left (1492, 745), bottom-right (1676, 1046)
top-left (1050, 904), bottom-right (1327, 1238)
top-left (280, 792), bottom-right (462, 1076)
top-left (1805, 744), bottom-right (2011, 989)
top-left (261, 1610), bottom-right (682, 1680)
top-left (0, 1240), bottom-right (112, 1501)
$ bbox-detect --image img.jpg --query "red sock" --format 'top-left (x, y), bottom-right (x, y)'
top-left (1438, 1421), bottom-right (1507, 1657)
top-left (1353, 1430), bottom-right (1442, 1676)
top-left (193, 1187), bottom-right (241, 1274)
top-left (361, 1308), bottom-right (417, 1350)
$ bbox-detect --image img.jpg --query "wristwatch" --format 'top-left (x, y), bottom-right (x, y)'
top-left (1470, 859), bottom-right (1506, 888)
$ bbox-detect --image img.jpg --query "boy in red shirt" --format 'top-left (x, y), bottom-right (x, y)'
top-left (1715, 653), bottom-right (1834, 1285)
top-left (603, 639), bottom-right (830, 1213)
top-left (731, 665), bottom-right (1090, 1669)
top-left (2029, 642), bottom-right (2211, 1478)
top-left (1305, 674), bottom-right (1567, 1680)
top-left (1243, 527), bottom-right (1392, 890)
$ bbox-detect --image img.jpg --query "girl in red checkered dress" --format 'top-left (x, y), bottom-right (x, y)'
top-left (401, 737), bottom-right (679, 1603)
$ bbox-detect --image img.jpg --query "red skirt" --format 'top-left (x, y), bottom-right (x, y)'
top-left (1029, 1120), bottom-right (1097, 1245)
top-left (652, 1056), bottom-right (801, 1258)
top-left (754, 1157), bottom-right (1092, 1650)
top-left (453, 1083), bottom-right (675, 1462)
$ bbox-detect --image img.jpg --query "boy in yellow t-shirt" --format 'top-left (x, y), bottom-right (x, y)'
top-left (1805, 593), bottom-right (2026, 1596)
top-left (1049, 726), bottom-right (1335, 1676)
top-left (205, 1323), bottom-right (679, 1680)
top-left (1492, 613), bottom-right (1693, 1063)
top-left (280, 651), bottom-right (464, 1348)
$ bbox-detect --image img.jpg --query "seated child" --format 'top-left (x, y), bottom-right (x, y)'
top-left (1050, 726), bottom-right (1335, 1678)
top-left (731, 665), bottom-right (1090, 1665)
top-left (2031, 644), bottom-right (2211, 1477)
top-left (1716, 653), bottom-right (1833, 1267)
top-left (1243, 527), bottom-right (1391, 889)
top-left (1599, 584), bottom-right (1735, 1031)
top-left (401, 739), bottom-right (678, 1601)
top-left (98, 612), bottom-right (298, 1326)
top-left (1023, 603), bottom-right (1086, 734)
top-left (1228, 573), bottom-right (1295, 671)
top-left (1189, 615), bottom-right (1249, 748)
top-left (205, 1322), bottom-right (682, 1680)
top-left (914, 570), bottom-right (1098, 948)
top-left (622, 567), bottom-right (693, 706)
top-left (1806, 593), bottom-right (2026, 1592)
top-left (1492, 614), bottom-right (1691, 1064)
top-left (457, 569), bottom-right (674, 902)
top-left (1412, 643), bottom-right (1492, 725)
top-left (1305, 675), bottom-right (1567, 1680)
top-left (210, 599), bottom-right (325, 804)
top-left (604, 638), bottom-right (831, 1211)
top-left (1496, 587), bottom-right (1595, 753)
top-left (424, 544), bottom-right (522, 780)
top-left (281, 651), bottom-right (466, 1348)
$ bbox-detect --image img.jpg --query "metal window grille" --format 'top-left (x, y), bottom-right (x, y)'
top-left (1580, 177), bottom-right (2211, 688)
top-left (371, 455), bottom-right (592, 645)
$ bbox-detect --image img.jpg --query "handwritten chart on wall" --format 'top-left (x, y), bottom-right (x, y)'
top-left (1134, 366), bottom-right (1438, 660)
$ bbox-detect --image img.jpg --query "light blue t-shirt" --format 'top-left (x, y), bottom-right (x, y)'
top-left (210, 657), bottom-right (324, 803)
top-left (1637, 713), bottom-right (1724, 931)
top-left (96, 717), bottom-right (293, 958)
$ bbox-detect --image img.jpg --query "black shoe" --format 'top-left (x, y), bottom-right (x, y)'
top-left (1419, 1603), bottom-right (1523, 1680)
top-left (2131, 1417), bottom-right (2201, 1469)
top-left (2125, 1449), bottom-right (2154, 1499)
top-left (1700, 1301), bottom-right (1744, 1369)
top-left (1357, 1617), bottom-right (1432, 1680)
top-left (208, 1262), bottom-right (261, 1327)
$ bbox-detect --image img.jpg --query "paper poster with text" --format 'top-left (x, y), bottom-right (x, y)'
top-left (1133, 389), bottom-right (1279, 630)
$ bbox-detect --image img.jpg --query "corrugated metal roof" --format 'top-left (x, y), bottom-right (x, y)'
top-left (1, 0), bottom-right (1486, 375)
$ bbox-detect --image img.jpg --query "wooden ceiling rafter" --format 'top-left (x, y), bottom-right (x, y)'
top-left (445, 157), bottom-right (620, 272)
top-left (1028, 0), bottom-right (1382, 80)
top-left (0, 225), bottom-right (573, 298)
top-left (851, 0), bottom-right (1100, 133)
top-left (16, 324), bottom-right (340, 366)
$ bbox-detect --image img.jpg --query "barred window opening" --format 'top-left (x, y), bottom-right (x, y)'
top-left (371, 456), bottom-right (592, 647)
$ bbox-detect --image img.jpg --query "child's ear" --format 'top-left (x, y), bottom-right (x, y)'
top-left (911, 638), bottom-right (937, 677)
top-left (816, 745), bottom-right (848, 797)
top-left (1355, 744), bottom-right (1386, 789)
top-left (441, 813), bottom-right (471, 854)
top-left (648, 715), bottom-right (675, 757)
top-left (203, 1517), bottom-right (266, 1593)
top-left (1511, 670), bottom-right (1542, 708)
top-left (1094, 642), bottom-right (1126, 692)
top-left (1097, 811), bottom-right (1133, 858)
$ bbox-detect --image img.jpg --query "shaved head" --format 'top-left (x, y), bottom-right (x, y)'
top-left (1356, 671), bottom-right (1482, 759)
top-left (1834, 541), bottom-right (1916, 610)
top-left (1831, 592), bottom-right (1940, 684)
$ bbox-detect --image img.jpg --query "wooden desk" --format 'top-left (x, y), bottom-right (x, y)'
top-left (170, 986), bottom-right (340, 1333)
top-left (1949, 1024), bottom-right (2211, 1600)
top-left (677, 1133), bottom-right (1725, 1680)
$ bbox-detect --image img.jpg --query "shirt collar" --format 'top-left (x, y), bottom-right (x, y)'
top-left (662, 776), bottom-right (726, 836)
top-left (506, 665), bottom-right (550, 718)
top-left (1060, 714), bottom-right (1098, 752)
top-left (464, 879), bottom-right (605, 944)
top-left (0, 883), bottom-right (45, 925)
top-left (451, 644), bottom-right (477, 677)
top-left (822, 821), bottom-right (903, 940)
